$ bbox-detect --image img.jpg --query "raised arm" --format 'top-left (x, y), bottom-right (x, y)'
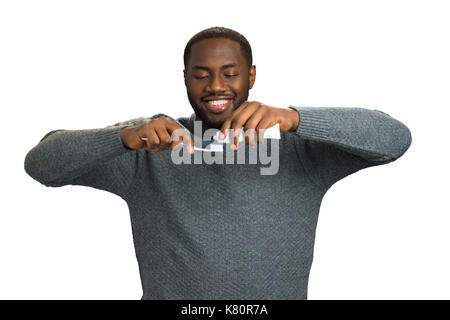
top-left (287, 106), bottom-right (412, 191)
top-left (24, 117), bottom-right (151, 198)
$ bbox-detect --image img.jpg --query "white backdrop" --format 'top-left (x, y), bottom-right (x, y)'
top-left (1, 0), bottom-right (449, 299)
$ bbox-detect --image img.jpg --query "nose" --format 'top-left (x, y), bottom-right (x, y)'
top-left (206, 74), bottom-right (227, 93)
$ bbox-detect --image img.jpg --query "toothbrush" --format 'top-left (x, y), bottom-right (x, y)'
top-left (139, 123), bottom-right (280, 152)
top-left (140, 137), bottom-right (220, 152)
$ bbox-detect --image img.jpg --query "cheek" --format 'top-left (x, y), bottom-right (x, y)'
top-left (187, 84), bottom-right (202, 98)
top-left (230, 77), bottom-right (248, 91)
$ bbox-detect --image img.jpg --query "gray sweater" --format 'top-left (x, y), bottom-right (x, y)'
top-left (24, 106), bottom-right (412, 299)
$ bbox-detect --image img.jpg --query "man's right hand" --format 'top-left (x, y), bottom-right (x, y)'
top-left (120, 116), bottom-right (194, 154)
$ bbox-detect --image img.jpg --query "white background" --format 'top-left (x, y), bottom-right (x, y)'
top-left (1, 0), bottom-right (449, 299)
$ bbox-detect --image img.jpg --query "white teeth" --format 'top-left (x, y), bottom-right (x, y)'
top-left (208, 100), bottom-right (229, 106)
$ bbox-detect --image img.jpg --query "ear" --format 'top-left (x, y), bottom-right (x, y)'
top-left (248, 65), bottom-right (256, 89)
top-left (183, 70), bottom-right (187, 86)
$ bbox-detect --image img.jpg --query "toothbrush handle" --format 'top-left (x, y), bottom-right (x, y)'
top-left (142, 137), bottom-right (186, 149)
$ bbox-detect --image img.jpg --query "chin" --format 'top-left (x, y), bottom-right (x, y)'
top-left (195, 109), bottom-right (225, 129)
top-left (203, 118), bottom-right (224, 130)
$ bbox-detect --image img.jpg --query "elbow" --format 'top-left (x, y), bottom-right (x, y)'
top-left (362, 117), bottom-right (412, 165)
top-left (371, 109), bottom-right (412, 162)
top-left (378, 120), bottom-right (412, 163)
top-left (24, 129), bottom-right (68, 187)
top-left (24, 149), bottom-right (46, 185)
top-left (24, 149), bottom-right (62, 187)
top-left (391, 121), bottom-right (412, 161)
top-left (24, 149), bottom-right (38, 180)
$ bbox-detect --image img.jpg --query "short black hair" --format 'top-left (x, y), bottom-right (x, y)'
top-left (184, 26), bottom-right (253, 71)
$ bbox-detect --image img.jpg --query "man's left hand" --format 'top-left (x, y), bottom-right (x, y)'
top-left (219, 101), bottom-right (299, 150)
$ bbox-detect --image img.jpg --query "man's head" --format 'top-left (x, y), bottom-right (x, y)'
top-left (183, 27), bottom-right (256, 129)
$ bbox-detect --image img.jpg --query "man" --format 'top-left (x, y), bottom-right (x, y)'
top-left (24, 26), bottom-right (412, 299)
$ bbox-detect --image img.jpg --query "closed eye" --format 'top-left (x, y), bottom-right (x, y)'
top-left (194, 74), bottom-right (239, 80)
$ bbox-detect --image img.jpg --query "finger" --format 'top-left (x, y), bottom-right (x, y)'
top-left (219, 117), bottom-right (232, 142)
top-left (181, 132), bottom-right (194, 154)
top-left (155, 126), bottom-right (172, 149)
top-left (145, 128), bottom-right (160, 149)
top-left (256, 119), bottom-right (277, 145)
top-left (169, 127), bottom-right (184, 148)
top-left (165, 118), bottom-right (183, 134)
top-left (230, 102), bottom-right (260, 149)
top-left (170, 138), bottom-right (191, 154)
top-left (167, 121), bottom-right (194, 154)
top-left (243, 109), bottom-right (264, 146)
top-left (232, 125), bottom-right (242, 150)
top-left (170, 128), bottom-right (194, 155)
top-left (219, 101), bottom-right (250, 141)
top-left (244, 128), bottom-right (257, 147)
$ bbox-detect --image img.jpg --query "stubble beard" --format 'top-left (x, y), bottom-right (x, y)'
top-left (187, 88), bottom-right (249, 130)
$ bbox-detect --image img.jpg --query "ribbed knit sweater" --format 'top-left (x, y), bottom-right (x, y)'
top-left (24, 106), bottom-right (412, 299)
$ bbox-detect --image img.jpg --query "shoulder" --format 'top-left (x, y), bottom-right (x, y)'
top-left (107, 117), bottom-right (152, 128)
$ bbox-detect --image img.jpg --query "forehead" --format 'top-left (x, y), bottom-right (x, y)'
top-left (188, 38), bottom-right (245, 68)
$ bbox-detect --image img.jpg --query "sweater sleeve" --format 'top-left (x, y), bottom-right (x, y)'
top-left (287, 106), bottom-right (412, 192)
top-left (24, 116), bottom-right (155, 198)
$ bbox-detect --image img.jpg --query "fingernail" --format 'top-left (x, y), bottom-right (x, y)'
top-left (219, 132), bottom-right (224, 140)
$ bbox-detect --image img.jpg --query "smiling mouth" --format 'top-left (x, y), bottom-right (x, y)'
top-left (202, 99), bottom-right (233, 114)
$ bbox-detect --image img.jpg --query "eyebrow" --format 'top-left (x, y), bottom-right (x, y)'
top-left (192, 63), bottom-right (238, 71)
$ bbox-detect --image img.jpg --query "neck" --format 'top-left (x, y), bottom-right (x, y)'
top-left (186, 113), bottom-right (220, 140)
